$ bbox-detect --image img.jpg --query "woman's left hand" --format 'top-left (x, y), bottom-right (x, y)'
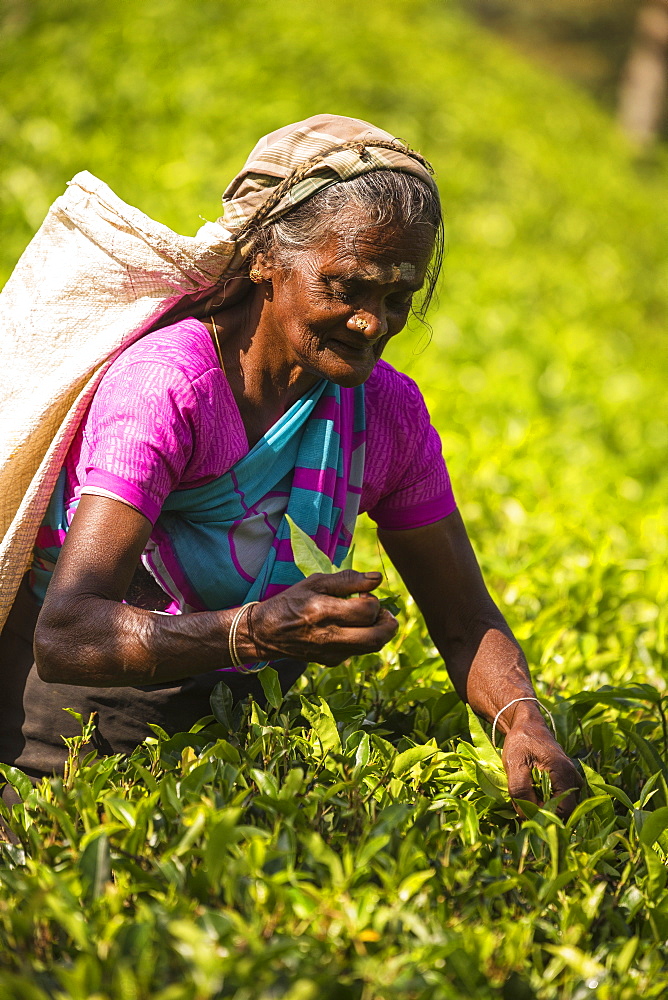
top-left (377, 513), bottom-right (583, 821)
top-left (502, 717), bottom-right (583, 819)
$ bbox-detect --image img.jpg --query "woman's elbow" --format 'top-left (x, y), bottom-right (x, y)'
top-left (33, 615), bottom-right (88, 684)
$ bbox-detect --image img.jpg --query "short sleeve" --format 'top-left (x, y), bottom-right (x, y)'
top-left (361, 361), bottom-right (456, 531)
top-left (77, 360), bottom-right (200, 524)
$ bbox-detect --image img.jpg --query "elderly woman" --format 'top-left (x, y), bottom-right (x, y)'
top-left (0, 115), bottom-right (580, 812)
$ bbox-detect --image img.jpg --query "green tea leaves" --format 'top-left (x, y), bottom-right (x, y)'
top-left (300, 696), bottom-right (341, 754)
top-left (285, 515), bottom-right (333, 577)
top-left (393, 743), bottom-right (438, 777)
top-left (636, 806), bottom-right (668, 848)
top-left (378, 593), bottom-right (402, 617)
top-left (466, 706), bottom-right (508, 792)
top-left (79, 831), bottom-right (111, 902)
top-left (210, 680), bottom-right (235, 730)
top-left (0, 762), bottom-right (34, 802)
top-left (259, 665), bottom-right (283, 710)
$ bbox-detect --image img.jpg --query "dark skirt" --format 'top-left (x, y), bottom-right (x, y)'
top-left (0, 577), bottom-right (306, 781)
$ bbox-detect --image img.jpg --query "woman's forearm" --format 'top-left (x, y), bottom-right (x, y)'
top-left (424, 607), bottom-right (544, 736)
top-left (32, 494), bottom-right (261, 686)
top-left (380, 515), bottom-right (582, 815)
top-left (34, 596), bottom-right (253, 686)
top-left (379, 514), bottom-right (545, 734)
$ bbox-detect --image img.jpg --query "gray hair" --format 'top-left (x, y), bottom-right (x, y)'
top-left (245, 169), bottom-right (444, 318)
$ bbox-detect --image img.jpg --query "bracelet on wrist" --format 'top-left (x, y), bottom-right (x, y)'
top-left (227, 601), bottom-right (268, 673)
top-left (228, 602), bottom-right (257, 670)
top-left (490, 696), bottom-right (557, 748)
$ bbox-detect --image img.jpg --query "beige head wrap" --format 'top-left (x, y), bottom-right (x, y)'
top-left (219, 113), bottom-right (438, 262)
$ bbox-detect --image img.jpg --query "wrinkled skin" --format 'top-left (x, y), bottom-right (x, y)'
top-left (248, 571), bottom-right (398, 667)
top-left (34, 206), bottom-right (581, 815)
top-left (204, 215), bottom-right (435, 447)
top-left (245, 223), bottom-right (432, 389)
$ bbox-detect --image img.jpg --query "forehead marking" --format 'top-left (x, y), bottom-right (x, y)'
top-left (396, 262), bottom-right (417, 281)
top-left (357, 261), bottom-right (418, 284)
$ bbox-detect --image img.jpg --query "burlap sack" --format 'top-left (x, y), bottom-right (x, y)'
top-left (0, 171), bottom-right (234, 629)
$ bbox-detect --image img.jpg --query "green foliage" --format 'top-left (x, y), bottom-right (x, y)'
top-left (285, 515), bottom-right (399, 614)
top-left (1, 1), bottom-right (667, 997)
top-left (285, 516), bottom-right (337, 578)
top-left (2, 662), bottom-right (668, 998)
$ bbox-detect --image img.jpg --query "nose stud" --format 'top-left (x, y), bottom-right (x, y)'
top-left (354, 317), bottom-right (369, 332)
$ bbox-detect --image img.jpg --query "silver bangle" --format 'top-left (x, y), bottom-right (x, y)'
top-left (227, 602), bottom-right (259, 670)
top-left (490, 696), bottom-right (557, 748)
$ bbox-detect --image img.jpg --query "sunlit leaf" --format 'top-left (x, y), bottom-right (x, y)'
top-left (300, 697), bottom-right (341, 754)
top-left (0, 763), bottom-right (34, 802)
top-left (466, 707), bottom-right (507, 779)
top-left (636, 806), bottom-right (668, 848)
top-left (355, 732), bottom-right (370, 769)
top-left (339, 543), bottom-right (356, 570)
top-left (393, 744), bottom-right (436, 777)
top-left (285, 515), bottom-right (333, 577)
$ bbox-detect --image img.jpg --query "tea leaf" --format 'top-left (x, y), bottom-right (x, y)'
top-left (339, 543), bottom-right (356, 570)
top-left (259, 665), bottom-right (283, 710)
top-left (466, 706), bottom-right (507, 779)
top-left (0, 763), bottom-right (34, 802)
top-left (79, 831), bottom-right (111, 902)
top-left (393, 744), bottom-right (436, 777)
top-left (379, 594), bottom-right (402, 617)
top-left (300, 697), bottom-right (341, 754)
top-left (285, 514), bottom-right (334, 577)
top-left (637, 806), bottom-right (668, 848)
top-left (210, 681), bottom-right (234, 730)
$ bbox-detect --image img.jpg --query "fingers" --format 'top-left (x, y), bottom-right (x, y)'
top-left (299, 571), bottom-right (385, 627)
top-left (336, 608), bottom-right (399, 647)
top-left (504, 756), bottom-right (540, 810)
top-left (313, 570), bottom-right (382, 598)
top-left (311, 610), bottom-right (399, 665)
top-left (503, 728), bottom-right (582, 819)
top-left (547, 758), bottom-right (583, 820)
top-left (314, 592), bottom-right (384, 627)
top-left (251, 564), bottom-right (398, 665)
top-left (251, 581), bottom-right (398, 665)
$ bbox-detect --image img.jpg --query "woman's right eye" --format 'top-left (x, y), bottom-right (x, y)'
top-left (321, 276), bottom-right (355, 303)
top-left (388, 293), bottom-right (413, 310)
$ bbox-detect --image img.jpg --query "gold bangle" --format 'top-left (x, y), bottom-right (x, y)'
top-left (228, 602), bottom-right (260, 670)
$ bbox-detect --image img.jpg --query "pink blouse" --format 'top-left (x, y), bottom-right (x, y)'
top-left (63, 317), bottom-right (455, 535)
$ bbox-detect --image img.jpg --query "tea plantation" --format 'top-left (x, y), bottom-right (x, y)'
top-left (1, 1), bottom-right (667, 997)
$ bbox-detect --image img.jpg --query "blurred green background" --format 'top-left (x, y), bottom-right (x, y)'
top-left (1, 0), bottom-right (666, 689)
top-left (2, 6), bottom-right (668, 994)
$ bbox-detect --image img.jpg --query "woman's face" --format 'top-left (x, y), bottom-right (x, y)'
top-left (257, 213), bottom-right (435, 387)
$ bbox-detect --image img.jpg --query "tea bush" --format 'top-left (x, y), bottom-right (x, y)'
top-left (2, 648), bottom-right (668, 999)
top-left (1, 1), bottom-right (667, 997)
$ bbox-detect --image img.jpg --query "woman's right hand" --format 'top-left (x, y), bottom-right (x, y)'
top-left (244, 570), bottom-right (398, 667)
top-left (36, 494), bottom-right (396, 684)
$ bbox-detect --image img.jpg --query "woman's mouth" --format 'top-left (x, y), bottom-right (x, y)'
top-left (330, 338), bottom-right (368, 355)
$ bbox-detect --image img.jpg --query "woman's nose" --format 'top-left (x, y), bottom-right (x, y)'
top-left (347, 305), bottom-right (387, 340)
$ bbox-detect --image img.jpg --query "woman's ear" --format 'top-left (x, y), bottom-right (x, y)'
top-left (251, 251), bottom-right (278, 282)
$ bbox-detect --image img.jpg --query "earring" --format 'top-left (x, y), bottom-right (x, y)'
top-left (249, 267), bottom-right (263, 283)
